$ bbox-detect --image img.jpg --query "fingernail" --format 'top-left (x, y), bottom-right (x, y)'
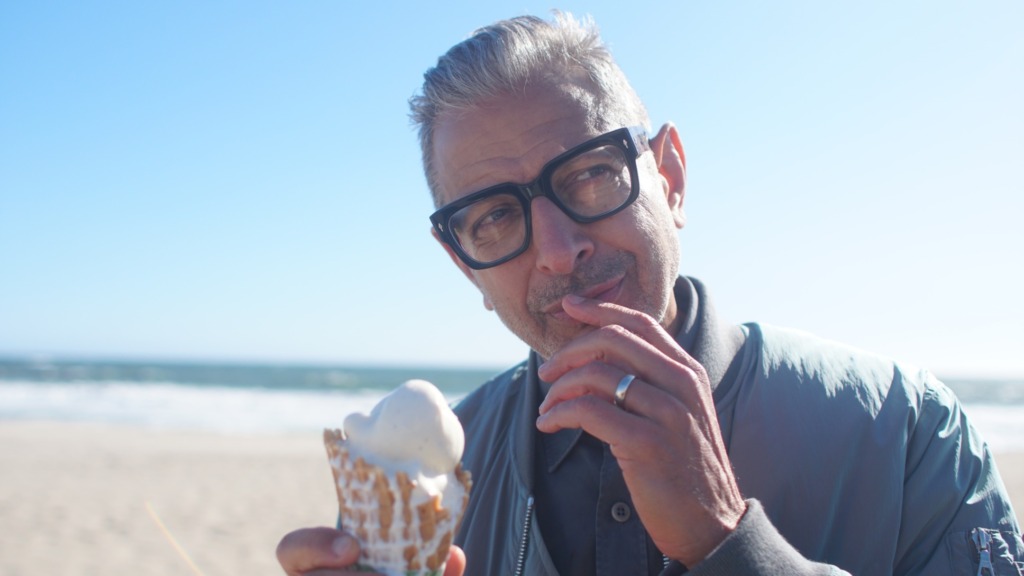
top-left (565, 294), bottom-right (584, 305)
top-left (332, 536), bottom-right (356, 558)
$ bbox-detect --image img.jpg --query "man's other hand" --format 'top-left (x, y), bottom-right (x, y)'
top-left (276, 526), bottom-right (466, 576)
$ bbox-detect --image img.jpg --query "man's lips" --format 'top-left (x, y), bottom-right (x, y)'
top-left (585, 275), bottom-right (624, 303)
top-left (543, 275), bottom-right (625, 320)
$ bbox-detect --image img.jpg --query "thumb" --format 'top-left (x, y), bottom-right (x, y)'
top-left (276, 527), bottom-right (361, 575)
top-left (443, 545), bottom-right (466, 576)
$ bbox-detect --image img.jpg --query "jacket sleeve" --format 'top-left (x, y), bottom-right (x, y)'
top-left (658, 500), bottom-right (849, 576)
top-left (892, 374), bottom-right (1023, 575)
top-left (662, 371), bottom-right (1024, 575)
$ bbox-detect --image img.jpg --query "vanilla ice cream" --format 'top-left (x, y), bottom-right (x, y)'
top-left (324, 379), bottom-right (472, 576)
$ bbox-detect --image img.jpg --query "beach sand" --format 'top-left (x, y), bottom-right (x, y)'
top-left (0, 422), bottom-right (335, 576)
top-left (1, 421), bottom-right (1022, 575)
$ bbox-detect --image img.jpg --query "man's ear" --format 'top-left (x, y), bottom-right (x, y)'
top-left (431, 228), bottom-right (495, 311)
top-left (649, 122), bottom-right (687, 229)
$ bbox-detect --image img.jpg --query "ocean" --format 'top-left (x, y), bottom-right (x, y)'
top-left (2, 357), bottom-right (1022, 452)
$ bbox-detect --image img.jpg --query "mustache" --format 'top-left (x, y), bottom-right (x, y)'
top-left (528, 252), bottom-right (634, 312)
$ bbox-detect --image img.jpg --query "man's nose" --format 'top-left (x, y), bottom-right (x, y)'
top-left (528, 198), bottom-right (594, 275)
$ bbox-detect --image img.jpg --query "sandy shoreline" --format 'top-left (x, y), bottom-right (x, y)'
top-left (0, 422), bottom-right (336, 576)
top-left (1, 421), bottom-right (1022, 575)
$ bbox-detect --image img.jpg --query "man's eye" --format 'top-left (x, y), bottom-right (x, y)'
top-left (477, 206), bottom-right (512, 228)
top-left (469, 202), bottom-right (522, 244)
top-left (572, 164), bottom-right (613, 182)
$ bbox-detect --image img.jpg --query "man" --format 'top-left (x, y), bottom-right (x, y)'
top-left (278, 12), bottom-right (1022, 575)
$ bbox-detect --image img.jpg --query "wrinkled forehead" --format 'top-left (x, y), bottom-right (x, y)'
top-left (431, 80), bottom-right (628, 205)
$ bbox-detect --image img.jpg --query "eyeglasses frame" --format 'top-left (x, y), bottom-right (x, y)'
top-left (429, 125), bottom-right (650, 270)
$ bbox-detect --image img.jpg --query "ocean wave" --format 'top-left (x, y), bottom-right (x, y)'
top-left (2, 378), bottom-right (1021, 453)
top-left (0, 380), bottom-right (393, 435)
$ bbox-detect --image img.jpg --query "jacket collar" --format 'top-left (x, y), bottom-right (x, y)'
top-left (511, 352), bottom-right (544, 488)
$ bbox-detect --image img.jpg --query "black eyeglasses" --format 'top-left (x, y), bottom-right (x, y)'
top-left (430, 126), bottom-right (650, 270)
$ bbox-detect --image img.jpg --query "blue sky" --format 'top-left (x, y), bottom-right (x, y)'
top-left (2, 1), bottom-right (1022, 378)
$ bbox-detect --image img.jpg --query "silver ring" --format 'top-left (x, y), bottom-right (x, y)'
top-left (613, 374), bottom-right (636, 408)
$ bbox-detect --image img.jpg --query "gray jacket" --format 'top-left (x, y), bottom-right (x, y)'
top-left (453, 277), bottom-right (1022, 575)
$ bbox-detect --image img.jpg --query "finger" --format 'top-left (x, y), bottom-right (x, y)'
top-left (537, 388), bottom-right (731, 493)
top-left (444, 546), bottom-right (466, 576)
top-left (297, 565), bottom-right (387, 576)
top-left (541, 373), bottom-right (688, 439)
top-left (538, 361), bottom-right (618, 414)
top-left (304, 545), bottom-right (465, 576)
top-left (276, 527), bottom-right (365, 576)
top-left (539, 317), bottom-right (706, 408)
top-left (301, 565), bottom-right (389, 576)
top-left (536, 389), bottom-right (630, 434)
top-left (538, 319), bottom-right (663, 384)
top-left (560, 294), bottom-right (702, 372)
top-left (539, 368), bottom-right (683, 427)
top-left (538, 363), bottom-right (671, 416)
top-left (536, 389), bottom-right (655, 452)
top-left (543, 293), bottom-right (715, 407)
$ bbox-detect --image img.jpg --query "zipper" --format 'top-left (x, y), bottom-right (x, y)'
top-left (514, 495), bottom-right (535, 576)
top-left (971, 528), bottom-right (996, 576)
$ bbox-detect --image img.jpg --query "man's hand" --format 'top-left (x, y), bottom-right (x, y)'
top-left (276, 527), bottom-right (466, 576)
top-left (535, 294), bottom-right (746, 568)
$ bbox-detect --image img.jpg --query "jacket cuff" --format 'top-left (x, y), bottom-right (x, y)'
top-left (660, 499), bottom-right (846, 576)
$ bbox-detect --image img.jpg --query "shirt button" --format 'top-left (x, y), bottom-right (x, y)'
top-left (611, 501), bottom-right (632, 523)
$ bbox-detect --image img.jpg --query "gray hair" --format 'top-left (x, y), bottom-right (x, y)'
top-left (409, 11), bottom-right (650, 207)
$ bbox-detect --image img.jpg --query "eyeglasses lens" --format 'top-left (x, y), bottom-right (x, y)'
top-left (448, 143), bottom-right (634, 267)
top-left (550, 144), bottom-right (633, 217)
top-left (449, 192), bottom-right (528, 266)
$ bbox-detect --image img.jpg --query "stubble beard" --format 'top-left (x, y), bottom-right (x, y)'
top-left (493, 251), bottom-right (667, 360)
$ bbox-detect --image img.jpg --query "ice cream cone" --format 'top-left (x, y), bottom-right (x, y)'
top-left (325, 428), bottom-right (472, 576)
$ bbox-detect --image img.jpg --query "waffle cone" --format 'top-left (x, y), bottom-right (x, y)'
top-left (324, 429), bottom-right (472, 576)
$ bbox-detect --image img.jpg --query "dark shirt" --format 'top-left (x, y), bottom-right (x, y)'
top-left (532, 277), bottom-right (746, 575)
top-left (533, 427), bottom-right (667, 575)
